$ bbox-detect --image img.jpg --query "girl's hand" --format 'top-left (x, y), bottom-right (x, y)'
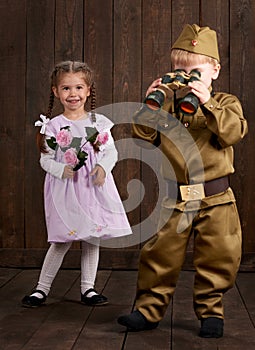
top-left (90, 165), bottom-right (106, 186)
top-left (145, 78), bottom-right (162, 97)
top-left (62, 165), bottom-right (74, 179)
top-left (188, 81), bottom-right (211, 105)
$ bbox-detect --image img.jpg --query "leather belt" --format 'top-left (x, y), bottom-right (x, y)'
top-left (167, 176), bottom-right (229, 201)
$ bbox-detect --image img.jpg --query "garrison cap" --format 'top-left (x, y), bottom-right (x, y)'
top-left (171, 24), bottom-right (220, 62)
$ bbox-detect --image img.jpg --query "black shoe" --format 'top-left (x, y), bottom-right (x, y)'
top-left (22, 290), bottom-right (47, 308)
top-left (117, 310), bottom-right (159, 331)
top-left (81, 288), bottom-right (108, 306)
top-left (199, 317), bottom-right (224, 338)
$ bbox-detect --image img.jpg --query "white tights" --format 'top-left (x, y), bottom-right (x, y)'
top-left (34, 241), bottom-right (99, 297)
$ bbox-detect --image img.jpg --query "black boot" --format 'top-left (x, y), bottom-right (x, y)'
top-left (22, 290), bottom-right (47, 308)
top-left (81, 288), bottom-right (108, 306)
top-left (199, 317), bottom-right (224, 338)
top-left (117, 310), bottom-right (159, 331)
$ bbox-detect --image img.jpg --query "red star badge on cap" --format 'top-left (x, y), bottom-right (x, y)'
top-left (192, 40), bottom-right (198, 46)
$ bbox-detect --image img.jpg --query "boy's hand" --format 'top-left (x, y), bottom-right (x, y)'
top-left (145, 78), bottom-right (162, 97)
top-left (62, 165), bottom-right (74, 179)
top-left (188, 80), bottom-right (211, 105)
top-left (90, 165), bottom-right (106, 186)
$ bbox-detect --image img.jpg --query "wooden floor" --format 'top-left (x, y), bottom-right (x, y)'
top-left (0, 268), bottom-right (255, 350)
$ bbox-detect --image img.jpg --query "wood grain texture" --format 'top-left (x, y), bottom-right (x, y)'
top-left (84, 0), bottom-right (113, 107)
top-left (229, 0), bottom-right (255, 253)
top-left (0, 0), bottom-right (26, 248)
top-left (25, 0), bottom-right (55, 248)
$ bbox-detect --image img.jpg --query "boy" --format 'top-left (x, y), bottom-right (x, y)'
top-left (118, 24), bottom-right (248, 338)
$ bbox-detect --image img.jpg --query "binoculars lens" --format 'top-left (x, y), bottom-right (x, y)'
top-left (146, 100), bottom-right (161, 110)
top-left (145, 90), bottom-right (165, 110)
top-left (179, 101), bottom-right (196, 114)
top-left (178, 93), bottom-right (199, 115)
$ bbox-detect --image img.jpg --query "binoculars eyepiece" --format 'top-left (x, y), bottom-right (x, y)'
top-left (144, 69), bottom-right (201, 115)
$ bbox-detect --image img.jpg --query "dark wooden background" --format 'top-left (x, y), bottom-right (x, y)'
top-left (0, 0), bottom-right (255, 270)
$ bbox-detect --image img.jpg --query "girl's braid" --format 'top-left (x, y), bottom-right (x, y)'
top-left (37, 89), bottom-right (55, 153)
top-left (46, 90), bottom-right (55, 118)
top-left (90, 82), bottom-right (96, 122)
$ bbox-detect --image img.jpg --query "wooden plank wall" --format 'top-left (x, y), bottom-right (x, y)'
top-left (0, 0), bottom-right (255, 269)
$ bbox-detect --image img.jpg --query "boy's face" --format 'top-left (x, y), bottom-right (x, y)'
top-left (173, 61), bottom-right (220, 88)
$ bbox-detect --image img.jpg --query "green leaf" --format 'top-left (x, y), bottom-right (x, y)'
top-left (73, 150), bottom-right (88, 171)
top-left (67, 137), bottom-right (82, 152)
top-left (46, 137), bottom-right (57, 150)
top-left (85, 127), bottom-right (99, 143)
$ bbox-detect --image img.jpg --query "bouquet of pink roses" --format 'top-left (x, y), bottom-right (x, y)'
top-left (46, 126), bottom-right (108, 171)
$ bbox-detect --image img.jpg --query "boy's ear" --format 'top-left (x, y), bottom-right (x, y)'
top-left (52, 86), bottom-right (59, 98)
top-left (212, 63), bottom-right (221, 80)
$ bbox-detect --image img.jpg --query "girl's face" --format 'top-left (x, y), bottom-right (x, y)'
top-left (52, 72), bottom-right (90, 115)
top-left (173, 61), bottom-right (220, 88)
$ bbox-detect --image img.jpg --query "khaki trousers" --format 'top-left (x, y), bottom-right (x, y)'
top-left (136, 201), bottom-right (242, 322)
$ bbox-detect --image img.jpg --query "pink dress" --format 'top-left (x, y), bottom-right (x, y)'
top-left (42, 113), bottom-right (132, 243)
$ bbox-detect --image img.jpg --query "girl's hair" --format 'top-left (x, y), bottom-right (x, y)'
top-left (37, 61), bottom-right (96, 153)
top-left (171, 49), bottom-right (219, 68)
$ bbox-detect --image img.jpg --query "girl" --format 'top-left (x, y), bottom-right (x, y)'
top-left (22, 61), bottom-right (132, 307)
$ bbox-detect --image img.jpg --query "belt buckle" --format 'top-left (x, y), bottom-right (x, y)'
top-left (180, 183), bottom-right (205, 201)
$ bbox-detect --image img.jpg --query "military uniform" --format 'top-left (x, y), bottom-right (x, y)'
top-left (131, 25), bottom-right (248, 324)
top-left (133, 89), bottom-right (247, 322)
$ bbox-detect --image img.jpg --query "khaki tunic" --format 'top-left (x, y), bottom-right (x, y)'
top-left (132, 91), bottom-right (248, 322)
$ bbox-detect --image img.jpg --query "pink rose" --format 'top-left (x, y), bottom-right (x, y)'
top-left (94, 132), bottom-right (109, 145)
top-left (63, 148), bottom-right (79, 167)
top-left (56, 129), bottom-right (73, 148)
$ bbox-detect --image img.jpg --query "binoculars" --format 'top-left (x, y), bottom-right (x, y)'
top-left (144, 69), bottom-right (201, 115)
